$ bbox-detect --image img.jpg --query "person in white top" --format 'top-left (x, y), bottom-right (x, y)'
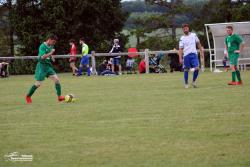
top-left (178, 23), bottom-right (204, 88)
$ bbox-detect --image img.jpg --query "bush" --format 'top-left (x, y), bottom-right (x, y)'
top-left (8, 58), bottom-right (73, 75)
top-left (9, 59), bottom-right (37, 75)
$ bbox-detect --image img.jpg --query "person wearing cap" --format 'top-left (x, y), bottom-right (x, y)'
top-left (109, 38), bottom-right (122, 75)
top-left (178, 23), bottom-right (204, 88)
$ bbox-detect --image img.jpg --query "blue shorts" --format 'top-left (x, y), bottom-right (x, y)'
top-left (80, 55), bottom-right (90, 65)
top-left (112, 58), bottom-right (120, 65)
top-left (183, 53), bottom-right (199, 69)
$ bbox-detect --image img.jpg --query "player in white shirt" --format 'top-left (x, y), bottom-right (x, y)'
top-left (179, 23), bottom-right (204, 88)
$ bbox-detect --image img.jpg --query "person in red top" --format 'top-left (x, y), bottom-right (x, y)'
top-left (69, 39), bottom-right (78, 75)
top-left (139, 59), bottom-right (146, 74)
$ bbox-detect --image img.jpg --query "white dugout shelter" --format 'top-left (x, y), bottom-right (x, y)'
top-left (205, 21), bottom-right (250, 71)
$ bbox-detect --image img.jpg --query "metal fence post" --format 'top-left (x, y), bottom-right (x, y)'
top-left (145, 49), bottom-right (149, 74)
top-left (91, 51), bottom-right (97, 75)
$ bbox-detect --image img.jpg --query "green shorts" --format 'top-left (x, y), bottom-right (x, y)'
top-left (35, 62), bottom-right (56, 81)
top-left (229, 53), bottom-right (239, 65)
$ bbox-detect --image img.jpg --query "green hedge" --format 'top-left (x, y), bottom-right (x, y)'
top-left (8, 58), bottom-right (75, 75)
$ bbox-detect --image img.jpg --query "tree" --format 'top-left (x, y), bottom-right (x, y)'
top-left (128, 11), bottom-right (170, 48)
top-left (10, 0), bottom-right (127, 56)
top-left (0, 0), bottom-right (14, 56)
top-left (138, 36), bottom-right (177, 50)
top-left (145, 0), bottom-right (189, 40)
top-left (122, 0), bottom-right (166, 13)
top-left (231, 3), bottom-right (250, 21)
top-left (190, 0), bottom-right (250, 47)
top-left (0, 5), bottom-right (9, 56)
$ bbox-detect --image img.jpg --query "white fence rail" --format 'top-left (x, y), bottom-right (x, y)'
top-left (0, 49), bottom-right (182, 74)
top-left (4, 48), bottom-right (248, 74)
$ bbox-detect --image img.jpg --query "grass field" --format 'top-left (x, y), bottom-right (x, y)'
top-left (0, 71), bottom-right (250, 167)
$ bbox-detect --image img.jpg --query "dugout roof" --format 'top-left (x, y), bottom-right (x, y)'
top-left (205, 21), bottom-right (250, 71)
top-left (207, 22), bottom-right (250, 37)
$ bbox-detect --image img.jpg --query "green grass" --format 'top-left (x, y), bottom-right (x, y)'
top-left (1, 71), bottom-right (250, 167)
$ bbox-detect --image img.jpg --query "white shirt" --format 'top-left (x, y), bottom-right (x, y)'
top-left (179, 32), bottom-right (200, 57)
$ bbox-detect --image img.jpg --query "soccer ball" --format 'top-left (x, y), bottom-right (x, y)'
top-left (65, 94), bottom-right (76, 103)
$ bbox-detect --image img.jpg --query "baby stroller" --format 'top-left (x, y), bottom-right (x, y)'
top-left (126, 58), bottom-right (136, 74)
top-left (149, 53), bottom-right (166, 73)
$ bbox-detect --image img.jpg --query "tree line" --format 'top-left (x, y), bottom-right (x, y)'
top-left (0, 0), bottom-right (127, 56)
top-left (126, 0), bottom-right (250, 50)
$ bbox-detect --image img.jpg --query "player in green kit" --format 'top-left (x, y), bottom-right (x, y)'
top-left (225, 25), bottom-right (245, 85)
top-left (25, 34), bottom-right (65, 104)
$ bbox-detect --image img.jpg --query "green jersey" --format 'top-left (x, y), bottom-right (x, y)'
top-left (225, 34), bottom-right (243, 54)
top-left (38, 42), bottom-right (54, 65)
top-left (35, 42), bottom-right (56, 81)
top-left (81, 43), bottom-right (89, 57)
